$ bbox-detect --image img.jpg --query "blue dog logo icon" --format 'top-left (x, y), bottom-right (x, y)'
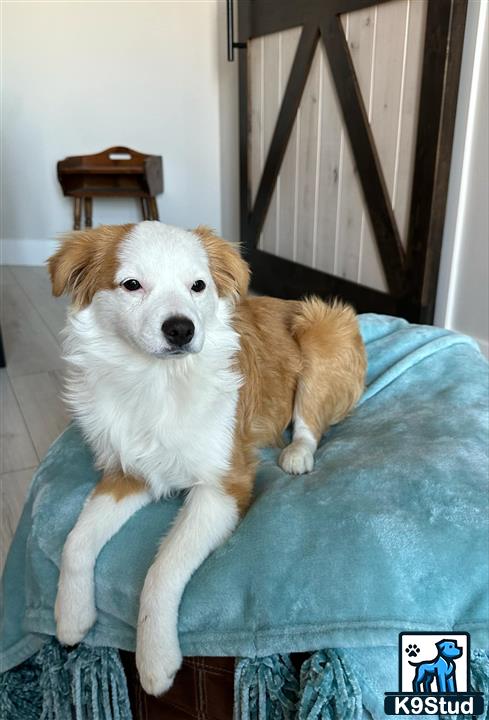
top-left (384, 632), bottom-right (485, 716)
top-left (409, 639), bottom-right (462, 693)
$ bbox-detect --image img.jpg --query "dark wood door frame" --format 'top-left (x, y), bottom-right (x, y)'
top-left (237, 0), bottom-right (468, 323)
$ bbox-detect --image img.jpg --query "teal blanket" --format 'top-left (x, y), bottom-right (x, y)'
top-left (1, 314), bottom-right (488, 717)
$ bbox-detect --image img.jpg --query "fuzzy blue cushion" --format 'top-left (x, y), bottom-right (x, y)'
top-left (1, 314), bottom-right (488, 674)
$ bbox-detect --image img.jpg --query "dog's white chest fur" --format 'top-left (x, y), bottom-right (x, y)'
top-left (63, 301), bottom-right (241, 498)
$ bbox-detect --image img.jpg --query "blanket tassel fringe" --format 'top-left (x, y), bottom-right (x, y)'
top-left (1, 643), bottom-right (488, 719)
top-left (234, 650), bottom-right (362, 720)
top-left (235, 650), bottom-right (489, 720)
top-left (0, 639), bottom-right (132, 720)
top-left (234, 654), bottom-right (300, 720)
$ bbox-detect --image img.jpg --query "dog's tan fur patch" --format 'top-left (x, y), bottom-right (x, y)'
top-left (291, 298), bottom-right (366, 438)
top-left (48, 224), bottom-right (133, 309)
top-left (223, 440), bottom-right (258, 515)
top-left (93, 471), bottom-right (146, 501)
top-left (223, 293), bottom-right (366, 512)
top-left (194, 226), bottom-right (250, 301)
top-left (233, 296), bottom-right (303, 448)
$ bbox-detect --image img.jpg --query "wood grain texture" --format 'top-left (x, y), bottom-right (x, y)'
top-left (296, 47), bottom-right (321, 267)
top-left (250, 26), bottom-right (320, 256)
top-left (240, 0), bottom-right (465, 322)
top-left (0, 467), bottom-right (36, 572)
top-left (246, 0), bottom-right (426, 293)
top-left (321, 1), bottom-right (400, 295)
top-left (314, 45), bottom-right (342, 274)
top-left (249, 26), bottom-right (303, 261)
top-left (0, 267), bottom-right (65, 377)
top-left (358, 0), bottom-right (407, 291)
top-left (336, 8), bottom-right (376, 284)
top-left (275, 27), bottom-right (302, 261)
top-left (345, 4), bottom-right (385, 292)
top-left (10, 370), bottom-right (68, 460)
top-left (370, 0), bottom-right (407, 200)
top-left (10, 265), bottom-right (68, 344)
top-left (1, 266), bottom-right (68, 568)
top-left (0, 369), bottom-right (38, 473)
top-left (391, 0), bottom-right (425, 244)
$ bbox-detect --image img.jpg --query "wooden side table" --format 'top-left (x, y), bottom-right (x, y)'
top-left (57, 146), bottom-right (163, 230)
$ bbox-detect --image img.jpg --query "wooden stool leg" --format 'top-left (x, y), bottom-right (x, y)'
top-left (140, 198), bottom-right (149, 220)
top-left (149, 197), bottom-right (159, 221)
top-left (73, 198), bottom-right (82, 230)
top-left (84, 197), bottom-right (93, 228)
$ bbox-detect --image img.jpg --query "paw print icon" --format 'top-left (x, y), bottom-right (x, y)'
top-left (405, 643), bottom-right (420, 658)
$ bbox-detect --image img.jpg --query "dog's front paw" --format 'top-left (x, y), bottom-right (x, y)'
top-left (55, 572), bottom-right (97, 645)
top-left (279, 441), bottom-right (314, 475)
top-left (136, 610), bottom-right (182, 696)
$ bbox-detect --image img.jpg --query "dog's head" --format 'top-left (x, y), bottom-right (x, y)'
top-left (48, 222), bottom-right (249, 358)
top-left (436, 640), bottom-right (463, 660)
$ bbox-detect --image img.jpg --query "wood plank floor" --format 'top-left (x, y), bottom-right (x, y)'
top-left (0, 266), bottom-right (69, 571)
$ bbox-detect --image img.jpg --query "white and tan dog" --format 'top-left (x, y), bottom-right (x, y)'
top-left (48, 222), bottom-right (366, 696)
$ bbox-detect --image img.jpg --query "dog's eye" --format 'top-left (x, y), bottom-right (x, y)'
top-left (121, 279), bottom-right (142, 291)
top-left (191, 280), bottom-right (206, 293)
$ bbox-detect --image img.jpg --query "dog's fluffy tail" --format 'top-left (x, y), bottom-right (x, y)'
top-left (290, 297), bottom-right (366, 435)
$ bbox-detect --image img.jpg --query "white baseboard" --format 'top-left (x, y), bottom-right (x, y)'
top-left (0, 239), bottom-right (58, 266)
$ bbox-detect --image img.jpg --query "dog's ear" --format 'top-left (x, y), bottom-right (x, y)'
top-left (194, 226), bottom-right (249, 301)
top-left (47, 224), bottom-right (133, 308)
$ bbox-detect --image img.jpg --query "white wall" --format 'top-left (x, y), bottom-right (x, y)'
top-left (1, 0), bottom-right (239, 265)
top-left (216, 0), bottom-right (240, 243)
top-left (435, 0), bottom-right (489, 357)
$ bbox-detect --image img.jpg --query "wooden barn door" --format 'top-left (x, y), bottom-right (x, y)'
top-left (236, 0), bottom-right (467, 322)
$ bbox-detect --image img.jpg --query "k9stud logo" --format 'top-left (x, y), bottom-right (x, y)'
top-left (384, 632), bottom-right (485, 715)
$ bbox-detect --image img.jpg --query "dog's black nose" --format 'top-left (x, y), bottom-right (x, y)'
top-left (162, 316), bottom-right (195, 347)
